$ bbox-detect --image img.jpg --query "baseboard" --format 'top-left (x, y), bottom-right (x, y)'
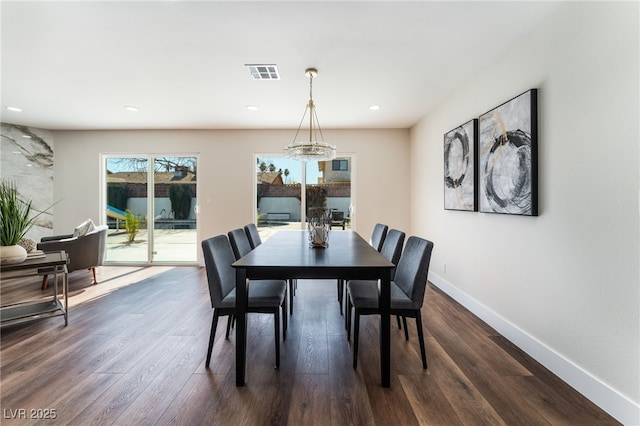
top-left (428, 272), bottom-right (640, 426)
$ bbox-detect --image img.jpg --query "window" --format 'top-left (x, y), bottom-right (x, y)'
top-left (332, 159), bottom-right (348, 171)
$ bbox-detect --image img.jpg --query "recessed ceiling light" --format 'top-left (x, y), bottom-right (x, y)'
top-left (21, 134), bottom-right (32, 139)
top-left (369, 105), bottom-right (381, 111)
top-left (124, 106), bottom-right (139, 112)
top-left (246, 105), bottom-right (259, 111)
top-left (6, 106), bottom-right (22, 112)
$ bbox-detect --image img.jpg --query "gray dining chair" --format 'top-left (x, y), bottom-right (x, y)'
top-left (346, 236), bottom-right (434, 369)
top-left (336, 223), bottom-right (390, 315)
top-left (228, 228), bottom-right (253, 259)
top-left (202, 235), bottom-right (287, 369)
top-left (246, 222), bottom-right (297, 298)
top-left (370, 223), bottom-right (388, 252)
top-left (230, 227), bottom-right (296, 315)
top-left (244, 223), bottom-right (262, 249)
top-left (344, 228), bottom-right (405, 333)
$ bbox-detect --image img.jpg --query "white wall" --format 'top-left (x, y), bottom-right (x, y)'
top-left (410, 2), bottom-right (639, 424)
top-left (51, 128), bottom-right (410, 263)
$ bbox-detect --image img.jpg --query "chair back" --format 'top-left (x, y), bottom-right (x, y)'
top-left (380, 229), bottom-right (405, 279)
top-left (244, 223), bottom-right (262, 249)
top-left (394, 236), bottom-right (434, 309)
top-left (228, 228), bottom-right (253, 260)
top-left (370, 223), bottom-right (388, 252)
top-left (201, 235), bottom-right (237, 308)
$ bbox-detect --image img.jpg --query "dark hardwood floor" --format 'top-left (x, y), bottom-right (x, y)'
top-left (1, 266), bottom-right (618, 425)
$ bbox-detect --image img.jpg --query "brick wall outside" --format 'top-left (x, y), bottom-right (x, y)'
top-left (113, 182), bottom-right (349, 199)
top-left (258, 183), bottom-right (350, 198)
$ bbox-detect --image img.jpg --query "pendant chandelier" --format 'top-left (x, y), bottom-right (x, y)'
top-left (284, 68), bottom-right (337, 161)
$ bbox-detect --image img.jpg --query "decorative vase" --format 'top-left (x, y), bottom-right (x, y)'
top-left (307, 207), bottom-right (331, 248)
top-left (0, 244), bottom-right (28, 264)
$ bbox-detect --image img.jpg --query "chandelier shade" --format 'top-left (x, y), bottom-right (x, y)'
top-left (284, 68), bottom-right (337, 161)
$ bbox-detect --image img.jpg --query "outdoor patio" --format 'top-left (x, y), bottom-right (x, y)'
top-left (104, 222), bottom-right (306, 264)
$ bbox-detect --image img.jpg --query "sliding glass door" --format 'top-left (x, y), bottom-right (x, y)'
top-left (104, 155), bottom-right (198, 264)
top-left (255, 155), bottom-right (352, 242)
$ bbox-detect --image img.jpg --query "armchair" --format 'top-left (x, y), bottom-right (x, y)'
top-left (37, 224), bottom-right (108, 289)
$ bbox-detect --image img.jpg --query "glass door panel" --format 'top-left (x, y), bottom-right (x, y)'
top-left (151, 156), bottom-right (197, 262)
top-left (105, 157), bottom-right (149, 263)
top-left (256, 156), bottom-right (303, 242)
top-left (319, 157), bottom-right (352, 229)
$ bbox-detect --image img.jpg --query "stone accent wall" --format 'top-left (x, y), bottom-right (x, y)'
top-left (0, 123), bottom-right (55, 241)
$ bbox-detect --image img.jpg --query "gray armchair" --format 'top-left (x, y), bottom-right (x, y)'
top-left (37, 224), bottom-right (108, 289)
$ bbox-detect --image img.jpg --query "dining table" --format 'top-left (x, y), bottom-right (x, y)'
top-left (231, 229), bottom-right (396, 387)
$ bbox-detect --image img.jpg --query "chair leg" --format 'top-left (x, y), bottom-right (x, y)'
top-left (346, 297), bottom-right (352, 340)
top-left (402, 316), bottom-right (409, 341)
top-left (415, 312), bottom-right (427, 369)
top-left (225, 315), bottom-right (233, 339)
top-left (282, 298), bottom-right (287, 340)
top-left (396, 315), bottom-right (402, 330)
top-left (206, 311), bottom-right (220, 367)
top-left (91, 267), bottom-right (98, 284)
top-left (289, 279), bottom-right (295, 315)
top-left (353, 309), bottom-right (360, 369)
top-left (41, 275), bottom-right (49, 290)
top-left (274, 309), bottom-right (280, 369)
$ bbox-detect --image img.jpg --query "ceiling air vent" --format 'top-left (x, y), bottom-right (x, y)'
top-left (245, 64), bottom-right (280, 80)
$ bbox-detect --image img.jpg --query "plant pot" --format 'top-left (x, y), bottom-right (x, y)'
top-left (0, 244), bottom-right (28, 264)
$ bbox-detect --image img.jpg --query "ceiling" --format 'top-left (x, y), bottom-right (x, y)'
top-left (1, 1), bottom-right (562, 131)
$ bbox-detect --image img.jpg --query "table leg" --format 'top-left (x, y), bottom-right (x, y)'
top-left (236, 268), bottom-right (248, 386)
top-left (379, 269), bottom-right (391, 387)
top-left (63, 266), bottom-right (68, 326)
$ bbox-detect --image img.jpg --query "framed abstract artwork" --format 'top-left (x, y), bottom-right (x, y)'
top-left (444, 119), bottom-right (477, 211)
top-left (479, 89), bottom-right (538, 216)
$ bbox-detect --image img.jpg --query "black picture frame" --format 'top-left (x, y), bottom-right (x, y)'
top-left (444, 119), bottom-right (478, 211)
top-left (478, 89), bottom-right (538, 216)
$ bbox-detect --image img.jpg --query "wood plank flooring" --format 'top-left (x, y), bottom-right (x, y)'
top-left (1, 266), bottom-right (619, 425)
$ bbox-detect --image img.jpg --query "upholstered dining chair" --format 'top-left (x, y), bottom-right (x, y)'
top-left (346, 236), bottom-right (434, 369)
top-left (228, 228), bottom-right (254, 260)
top-left (201, 235), bottom-right (287, 369)
top-left (244, 223), bottom-right (262, 249)
top-left (336, 223), bottom-right (389, 314)
top-left (343, 229), bottom-right (405, 332)
top-left (230, 228), bottom-right (296, 315)
top-left (370, 223), bottom-right (388, 252)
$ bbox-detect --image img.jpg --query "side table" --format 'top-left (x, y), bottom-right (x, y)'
top-left (1, 251), bottom-right (69, 327)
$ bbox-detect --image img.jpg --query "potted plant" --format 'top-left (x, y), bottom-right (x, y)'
top-left (0, 179), bottom-right (46, 264)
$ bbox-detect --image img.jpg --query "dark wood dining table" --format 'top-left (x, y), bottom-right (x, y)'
top-left (232, 229), bottom-right (396, 387)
